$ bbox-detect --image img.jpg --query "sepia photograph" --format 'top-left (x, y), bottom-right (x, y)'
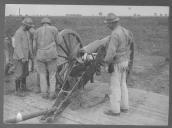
top-left (3, 4), bottom-right (169, 125)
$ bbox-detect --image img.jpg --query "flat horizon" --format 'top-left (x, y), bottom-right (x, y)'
top-left (5, 4), bottom-right (169, 17)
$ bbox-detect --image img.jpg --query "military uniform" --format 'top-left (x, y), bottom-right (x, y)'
top-left (82, 13), bottom-right (134, 115)
top-left (12, 18), bottom-right (34, 96)
top-left (34, 18), bottom-right (61, 99)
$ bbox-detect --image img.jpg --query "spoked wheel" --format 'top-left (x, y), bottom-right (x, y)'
top-left (55, 29), bottom-right (84, 97)
top-left (56, 29), bottom-right (83, 82)
top-left (58, 29), bottom-right (83, 63)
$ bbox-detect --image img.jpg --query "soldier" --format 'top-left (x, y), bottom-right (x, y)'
top-left (28, 27), bottom-right (41, 93)
top-left (12, 17), bottom-right (34, 96)
top-left (81, 13), bottom-right (134, 116)
top-left (33, 18), bottom-right (61, 100)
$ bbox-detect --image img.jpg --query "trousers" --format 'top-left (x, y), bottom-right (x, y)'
top-left (109, 60), bottom-right (129, 113)
top-left (13, 60), bottom-right (29, 91)
top-left (36, 59), bottom-right (57, 95)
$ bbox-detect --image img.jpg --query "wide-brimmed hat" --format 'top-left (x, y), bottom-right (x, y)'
top-left (41, 17), bottom-right (51, 24)
top-left (104, 13), bottom-right (120, 23)
top-left (22, 17), bottom-right (34, 27)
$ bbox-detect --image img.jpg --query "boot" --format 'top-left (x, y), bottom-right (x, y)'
top-left (15, 79), bottom-right (20, 96)
top-left (15, 80), bottom-right (26, 97)
top-left (18, 89), bottom-right (26, 97)
top-left (34, 86), bottom-right (41, 93)
top-left (49, 92), bottom-right (56, 100)
top-left (120, 108), bottom-right (129, 113)
top-left (90, 75), bottom-right (94, 83)
top-left (21, 77), bottom-right (29, 92)
top-left (35, 73), bottom-right (40, 93)
top-left (41, 92), bottom-right (49, 99)
top-left (104, 110), bottom-right (120, 116)
top-left (18, 79), bottom-right (26, 97)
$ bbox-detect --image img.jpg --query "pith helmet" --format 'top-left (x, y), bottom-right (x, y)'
top-left (104, 13), bottom-right (120, 23)
top-left (41, 18), bottom-right (51, 24)
top-left (22, 17), bottom-right (34, 27)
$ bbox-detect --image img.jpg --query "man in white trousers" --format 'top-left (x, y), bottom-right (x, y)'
top-left (81, 13), bottom-right (134, 116)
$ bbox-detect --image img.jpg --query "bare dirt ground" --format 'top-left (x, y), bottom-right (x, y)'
top-left (3, 54), bottom-right (169, 125)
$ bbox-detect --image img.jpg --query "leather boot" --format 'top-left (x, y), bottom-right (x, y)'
top-left (104, 110), bottom-right (120, 116)
top-left (49, 92), bottom-right (56, 100)
top-left (15, 79), bottom-right (20, 95)
top-left (41, 92), bottom-right (49, 99)
top-left (21, 77), bottom-right (29, 91)
top-left (35, 86), bottom-right (41, 93)
top-left (16, 80), bottom-right (26, 97)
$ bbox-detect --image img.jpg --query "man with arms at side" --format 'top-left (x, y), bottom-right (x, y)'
top-left (13, 17), bottom-right (34, 96)
top-left (34, 18), bottom-right (61, 100)
top-left (81, 13), bottom-right (134, 116)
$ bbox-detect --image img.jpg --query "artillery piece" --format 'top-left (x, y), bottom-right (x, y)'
top-left (39, 29), bottom-right (107, 122)
top-left (5, 29), bottom-right (134, 123)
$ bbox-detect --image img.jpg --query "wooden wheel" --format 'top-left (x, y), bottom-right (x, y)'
top-left (56, 29), bottom-right (83, 86)
top-left (58, 29), bottom-right (83, 63)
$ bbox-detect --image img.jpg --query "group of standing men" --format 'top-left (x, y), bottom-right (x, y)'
top-left (12, 17), bottom-right (60, 100)
top-left (9, 13), bottom-right (134, 116)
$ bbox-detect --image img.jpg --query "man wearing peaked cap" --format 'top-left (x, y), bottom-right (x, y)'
top-left (33, 17), bottom-right (62, 100)
top-left (12, 17), bottom-right (35, 97)
top-left (80, 13), bottom-right (134, 116)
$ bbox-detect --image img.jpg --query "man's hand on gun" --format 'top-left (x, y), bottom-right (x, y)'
top-left (81, 52), bottom-right (97, 62)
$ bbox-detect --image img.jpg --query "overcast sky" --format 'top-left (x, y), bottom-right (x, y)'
top-left (5, 4), bottom-right (169, 16)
